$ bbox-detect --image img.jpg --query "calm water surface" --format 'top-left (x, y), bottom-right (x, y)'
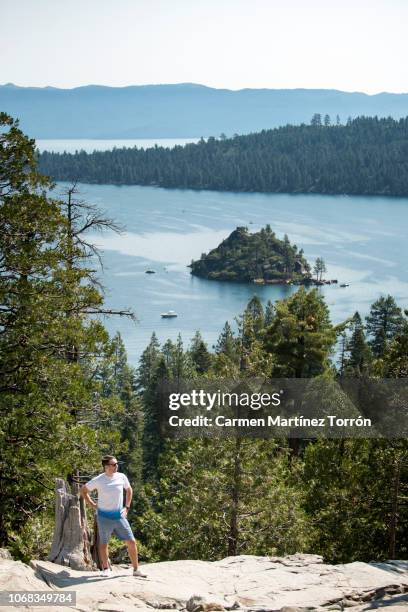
top-left (53, 183), bottom-right (408, 365)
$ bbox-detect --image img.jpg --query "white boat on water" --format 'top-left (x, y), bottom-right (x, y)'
top-left (161, 310), bottom-right (178, 318)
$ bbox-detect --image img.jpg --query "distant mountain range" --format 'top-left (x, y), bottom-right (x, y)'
top-left (1, 82), bottom-right (408, 138)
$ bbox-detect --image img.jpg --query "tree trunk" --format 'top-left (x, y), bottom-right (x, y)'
top-left (228, 437), bottom-right (241, 556)
top-left (388, 456), bottom-right (401, 559)
top-left (91, 514), bottom-right (103, 570)
top-left (48, 478), bottom-right (95, 571)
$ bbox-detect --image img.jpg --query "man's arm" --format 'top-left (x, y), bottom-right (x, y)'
top-left (124, 486), bottom-right (133, 515)
top-left (80, 485), bottom-right (97, 510)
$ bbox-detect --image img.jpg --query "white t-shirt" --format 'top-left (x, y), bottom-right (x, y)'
top-left (86, 472), bottom-right (130, 514)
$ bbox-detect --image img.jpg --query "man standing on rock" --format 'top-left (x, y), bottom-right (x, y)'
top-left (80, 455), bottom-right (146, 578)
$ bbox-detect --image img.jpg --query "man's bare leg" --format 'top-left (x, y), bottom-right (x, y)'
top-left (99, 543), bottom-right (109, 570)
top-left (126, 539), bottom-right (139, 570)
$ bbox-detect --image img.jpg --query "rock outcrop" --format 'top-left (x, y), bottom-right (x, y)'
top-left (1, 553), bottom-right (407, 612)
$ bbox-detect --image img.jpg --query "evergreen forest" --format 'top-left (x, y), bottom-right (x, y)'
top-left (1, 114), bottom-right (407, 567)
top-left (39, 116), bottom-right (408, 196)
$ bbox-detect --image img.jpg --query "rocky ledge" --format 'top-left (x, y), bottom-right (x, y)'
top-left (0, 553), bottom-right (407, 612)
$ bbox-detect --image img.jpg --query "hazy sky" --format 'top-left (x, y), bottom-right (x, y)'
top-left (1, 0), bottom-right (407, 93)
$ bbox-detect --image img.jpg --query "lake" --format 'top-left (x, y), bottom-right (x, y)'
top-left (52, 183), bottom-right (408, 366)
top-left (37, 138), bottom-right (199, 153)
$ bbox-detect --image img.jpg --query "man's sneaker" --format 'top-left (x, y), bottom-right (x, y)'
top-left (133, 568), bottom-right (147, 578)
top-left (100, 567), bottom-right (113, 578)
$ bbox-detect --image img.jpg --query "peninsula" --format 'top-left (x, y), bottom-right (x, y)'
top-left (189, 225), bottom-right (311, 283)
top-left (39, 116), bottom-right (408, 197)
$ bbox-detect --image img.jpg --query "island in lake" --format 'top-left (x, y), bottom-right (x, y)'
top-left (190, 225), bottom-right (318, 284)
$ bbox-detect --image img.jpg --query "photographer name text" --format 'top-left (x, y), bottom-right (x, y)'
top-left (168, 415), bottom-right (372, 428)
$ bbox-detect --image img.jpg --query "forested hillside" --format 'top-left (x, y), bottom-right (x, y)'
top-left (135, 292), bottom-right (408, 563)
top-left (39, 116), bottom-right (408, 196)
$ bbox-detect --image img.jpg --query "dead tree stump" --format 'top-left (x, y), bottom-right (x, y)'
top-left (91, 514), bottom-right (103, 570)
top-left (48, 478), bottom-right (95, 571)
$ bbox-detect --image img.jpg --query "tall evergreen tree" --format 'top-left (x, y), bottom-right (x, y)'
top-left (263, 288), bottom-right (336, 377)
top-left (0, 114), bottom-right (124, 548)
top-left (140, 356), bottom-right (169, 483)
top-left (381, 321), bottom-right (408, 377)
top-left (215, 322), bottom-right (238, 360)
top-left (244, 295), bottom-right (265, 338)
top-left (313, 257), bottom-right (327, 281)
top-left (282, 234), bottom-right (296, 275)
top-left (189, 331), bottom-right (212, 374)
top-left (311, 113), bottom-right (322, 126)
top-left (365, 295), bottom-right (405, 357)
top-left (264, 299), bottom-right (275, 326)
top-left (344, 312), bottom-right (373, 376)
top-left (137, 332), bottom-right (161, 391)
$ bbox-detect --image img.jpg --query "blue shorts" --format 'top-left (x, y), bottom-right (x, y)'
top-left (96, 513), bottom-right (135, 545)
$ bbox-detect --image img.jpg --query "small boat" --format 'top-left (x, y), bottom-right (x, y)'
top-left (161, 310), bottom-right (178, 318)
top-left (145, 269), bottom-right (156, 274)
top-left (340, 283), bottom-right (349, 288)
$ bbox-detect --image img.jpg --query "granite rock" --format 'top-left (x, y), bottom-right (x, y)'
top-left (0, 554), bottom-right (407, 612)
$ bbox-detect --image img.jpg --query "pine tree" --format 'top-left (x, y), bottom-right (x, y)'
top-left (263, 288), bottom-right (336, 377)
top-left (337, 332), bottom-right (348, 376)
top-left (365, 295), bottom-right (405, 357)
top-left (313, 257), bottom-right (327, 281)
top-left (381, 310), bottom-right (408, 376)
top-left (141, 356), bottom-right (169, 483)
top-left (0, 114), bottom-right (73, 544)
top-left (344, 312), bottom-right (373, 376)
top-left (264, 300), bottom-right (275, 326)
top-left (282, 234), bottom-right (296, 275)
top-left (244, 295), bottom-right (265, 338)
top-left (0, 114), bottom-right (118, 548)
top-left (311, 113), bottom-right (322, 126)
top-left (138, 438), bottom-right (310, 561)
top-left (214, 322), bottom-right (238, 361)
top-left (189, 331), bottom-right (212, 374)
top-left (172, 334), bottom-right (195, 381)
top-left (137, 332), bottom-right (161, 391)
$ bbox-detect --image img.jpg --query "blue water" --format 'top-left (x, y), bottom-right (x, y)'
top-left (52, 183), bottom-right (408, 365)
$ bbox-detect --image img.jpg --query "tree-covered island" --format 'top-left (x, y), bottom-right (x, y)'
top-left (189, 225), bottom-right (315, 283)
